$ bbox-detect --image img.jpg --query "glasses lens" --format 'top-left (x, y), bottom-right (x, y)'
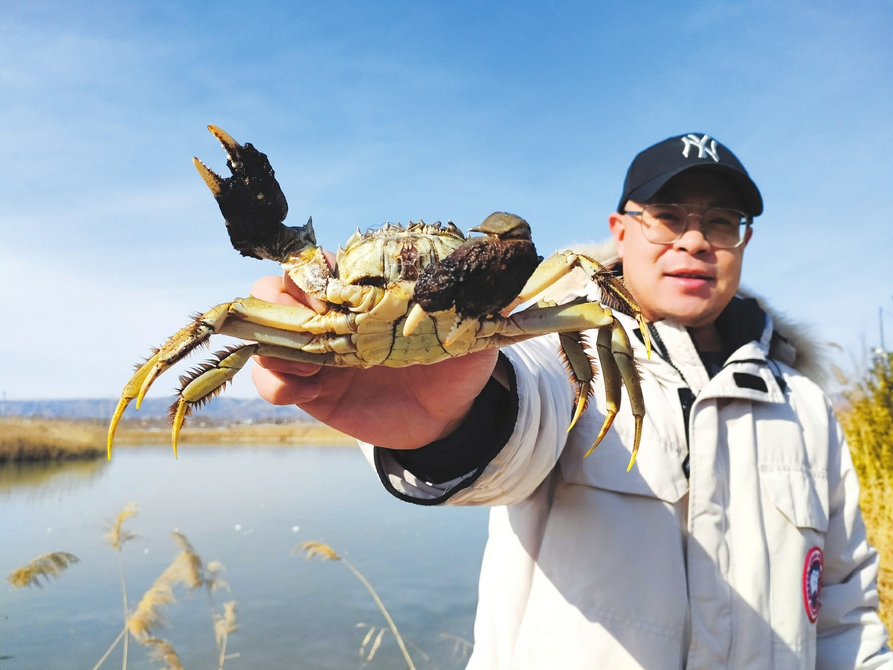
top-left (702, 208), bottom-right (748, 248)
top-left (640, 204), bottom-right (686, 243)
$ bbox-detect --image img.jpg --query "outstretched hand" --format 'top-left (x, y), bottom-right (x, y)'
top-left (250, 273), bottom-right (499, 449)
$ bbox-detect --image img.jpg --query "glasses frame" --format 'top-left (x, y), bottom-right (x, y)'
top-left (624, 203), bottom-right (752, 249)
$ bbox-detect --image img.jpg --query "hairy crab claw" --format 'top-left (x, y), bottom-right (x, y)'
top-left (108, 125), bottom-right (650, 471)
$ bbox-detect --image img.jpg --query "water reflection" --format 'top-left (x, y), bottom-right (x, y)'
top-left (0, 458), bottom-right (108, 496)
top-left (0, 446), bottom-right (488, 669)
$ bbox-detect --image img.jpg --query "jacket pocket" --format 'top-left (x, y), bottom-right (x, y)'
top-left (758, 464), bottom-right (829, 532)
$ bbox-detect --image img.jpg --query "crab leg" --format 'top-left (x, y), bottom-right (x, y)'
top-left (107, 303), bottom-right (231, 459)
top-left (480, 301), bottom-right (645, 464)
top-left (107, 297), bottom-right (328, 458)
top-left (500, 251), bottom-right (651, 359)
top-left (558, 332), bottom-right (595, 431)
top-left (608, 321), bottom-right (644, 471)
top-left (166, 342), bottom-right (338, 457)
top-left (555, 318), bottom-right (643, 468)
top-left (170, 344), bottom-right (259, 458)
top-left (580, 326), bottom-right (621, 457)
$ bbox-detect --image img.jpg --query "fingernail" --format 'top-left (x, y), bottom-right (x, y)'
top-left (287, 364), bottom-right (324, 378)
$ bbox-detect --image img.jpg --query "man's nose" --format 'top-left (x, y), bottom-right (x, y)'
top-left (673, 214), bottom-right (712, 252)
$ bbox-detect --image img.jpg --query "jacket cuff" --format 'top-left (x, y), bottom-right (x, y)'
top-left (373, 352), bottom-right (519, 504)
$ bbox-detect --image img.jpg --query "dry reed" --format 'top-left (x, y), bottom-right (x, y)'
top-left (7, 551), bottom-right (79, 589)
top-left (838, 350), bottom-right (893, 631)
top-left (205, 560), bottom-right (230, 592)
top-left (106, 502), bottom-right (140, 551)
top-left (440, 632), bottom-right (473, 663)
top-left (7, 504), bottom-right (239, 668)
top-left (142, 638), bottom-right (185, 670)
top-left (359, 624), bottom-right (388, 661)
top-left (112, 420), bottom-right (354, 447)
top-left (0, 417), bottom-right (104, 461)
top-left (1, 416), bottom-right (353, 461)
top-left (214, 601), bottom-right (239, 670)
top-left (122, 529), bottom-right (238, 669)
top-left (105, 502), bottom-right (139, 669)
top-left (296, 540), bottom-right (417, 670)
top-left (128, 535), bottom-right (205, 639)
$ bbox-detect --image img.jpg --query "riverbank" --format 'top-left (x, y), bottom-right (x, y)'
top-left (0, 416), bottom-right (354, 461)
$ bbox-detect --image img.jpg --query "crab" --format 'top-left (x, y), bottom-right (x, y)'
top-left (107, 125), bottom-right (650, 469)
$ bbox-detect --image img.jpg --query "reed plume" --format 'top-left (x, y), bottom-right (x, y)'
top-left (128, 533), bottom-right (204, 639)
top-left (171, 531), bottom-right (204, 589)
top-left (105, 502), bottom-right (139, 551)
top-left (141, 638), bottom-right (184, 670)
top-left (105, 501), bottom-right (139, 669)
top-left (7, 552), bottom-right (79, 589)
top-left (205, 560), bottom-right (230, 592)
top-left (296, 540), bottom-right (417, 670)
top-left (214, 600), bottom-right (239, 670)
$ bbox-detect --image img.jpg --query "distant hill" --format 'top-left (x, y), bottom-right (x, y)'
top-left (0, 397), bottom-right (312, 422)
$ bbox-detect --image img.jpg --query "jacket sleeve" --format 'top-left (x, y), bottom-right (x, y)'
top-left (359, 334), bottom-right (575, 506)
top-left (816, 404), bottom-right (892, 669)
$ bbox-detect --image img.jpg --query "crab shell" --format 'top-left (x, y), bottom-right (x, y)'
top-left (285, 220), bottom-right (467, 325)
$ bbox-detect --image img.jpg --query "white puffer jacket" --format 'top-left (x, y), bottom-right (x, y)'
top-left (365, 260), bottom-right (891, 669)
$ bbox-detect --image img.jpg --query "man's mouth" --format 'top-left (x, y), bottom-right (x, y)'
top-left (666, 272), bottom-right (713, 280)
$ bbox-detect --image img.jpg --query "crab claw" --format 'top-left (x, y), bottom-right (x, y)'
top-left (194, 125), bottom-right (316, 262)
top-left (193, 156), bottom-right (225, 196)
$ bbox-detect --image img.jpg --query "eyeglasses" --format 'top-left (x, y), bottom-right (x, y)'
top-left (624, 204), bottom-right (751, 249)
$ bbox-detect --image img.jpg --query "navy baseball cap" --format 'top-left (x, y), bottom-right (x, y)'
top-left (618, 133), bottom-right (763, 216)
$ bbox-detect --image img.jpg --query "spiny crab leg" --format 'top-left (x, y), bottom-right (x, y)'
top-left (170, 344), bottom-right (258, 458)
top-left (585, 326), bottom-right (621, 456)
top-left (481, 300), bottom-right (644, 466)
top-left (107, 352), bottom-right (162, 460)
top-left (558, 331), bottom-right (595, 431)
top-left (107, 296), bottom-right (350, 459)
top-left (606, 321), bottom-right (643, 471)
top-left (106, 304), bottom-right (230, 459)
top-left (168, 341), bottom-right (339, 458)
top-left (501, 251), bottom-right (652, 360)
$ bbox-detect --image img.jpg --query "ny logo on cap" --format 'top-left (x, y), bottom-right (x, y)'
top-left (681, 134), bottom-right (720, 162)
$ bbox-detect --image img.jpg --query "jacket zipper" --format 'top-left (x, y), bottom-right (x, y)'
top-left (647, 323), bottom-right (694, 480)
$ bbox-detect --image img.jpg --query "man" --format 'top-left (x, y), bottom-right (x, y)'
top-left (251, 134), bottom-right (890, 668)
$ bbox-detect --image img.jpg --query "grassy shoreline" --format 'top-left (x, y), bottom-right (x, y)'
top-left (0, 416), bottom-right (354, 462)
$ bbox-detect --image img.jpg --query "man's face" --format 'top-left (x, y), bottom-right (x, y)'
top-left (608, 170), bottom-right (753, 328)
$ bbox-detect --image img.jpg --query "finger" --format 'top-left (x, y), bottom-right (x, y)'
top-left (251, 364), bottom-right (321, 405)
top-left (250, 275), bottom-right (300, 306)
top-left (253, 355), bottom-right (323, 377)
top-left (282, 272), bottom-right (328, 312)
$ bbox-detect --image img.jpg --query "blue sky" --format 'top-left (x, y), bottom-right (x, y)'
top-left (2, 0), bottom-right (891, 400)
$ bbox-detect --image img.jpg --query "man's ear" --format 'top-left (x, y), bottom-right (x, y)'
top-left (742, 225), bottom-right (754, 248)
top-left (608, 212), bottom-right (626, 258)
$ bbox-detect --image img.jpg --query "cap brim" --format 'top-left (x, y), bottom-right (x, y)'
top-left (621, 164), bottom-right (763, 217)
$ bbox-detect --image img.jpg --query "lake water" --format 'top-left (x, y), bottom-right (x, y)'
top-left (0, 447), bottom-right (490, 669)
